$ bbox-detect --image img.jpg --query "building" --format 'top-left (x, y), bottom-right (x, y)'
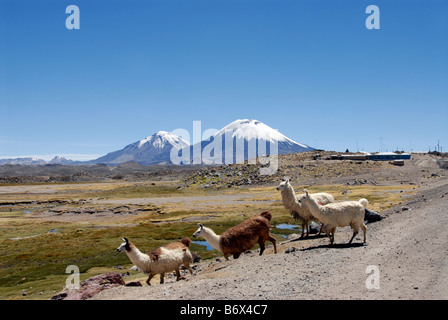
top-left (368, 152), bottom-right (411, 161)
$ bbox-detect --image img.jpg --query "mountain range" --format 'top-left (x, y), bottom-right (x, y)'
top-left (0, 156), bottom-right (75, 166)
top-left (0, 119), bottom-right (314, 166)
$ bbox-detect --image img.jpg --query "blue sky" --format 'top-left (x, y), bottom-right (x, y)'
top-left (0, 0), bottom-right (447, 160)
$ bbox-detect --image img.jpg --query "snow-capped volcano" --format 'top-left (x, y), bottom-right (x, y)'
top-left (184, 119), bottom-right (313, 165)
top-left (90, 131), bottom-right (190, 165)
top-left (214, 119), bottom-right (310, 148)
top-left (90, 119), bottom-right (312, 165)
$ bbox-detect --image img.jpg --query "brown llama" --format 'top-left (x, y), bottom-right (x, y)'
top-left (193, 211), bottom-right (277, 260)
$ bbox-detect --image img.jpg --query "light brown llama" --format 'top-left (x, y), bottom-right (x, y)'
top-left (193, 211), bottom-right (277, 260)
top-left (117, 237), bottom-right (194, 285)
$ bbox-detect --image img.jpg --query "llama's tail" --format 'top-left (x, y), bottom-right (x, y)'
top-left (180, 237), bottom-right (192, 247)
top-left (358, 198), bottom-right (369, 208)
top-left (260, 211), bottom-right (272, 221)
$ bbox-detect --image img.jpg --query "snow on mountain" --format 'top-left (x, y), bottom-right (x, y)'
top-left (90, 131), bottom-right (191, 165)
top-left (0, 157), bottom-right (47, 166)
top-left (185, 119), bottom-right (314, 164)
top-left (214, 119), bottom-right (310, 148)
top-left (0, 156), bottom-right (77, 166)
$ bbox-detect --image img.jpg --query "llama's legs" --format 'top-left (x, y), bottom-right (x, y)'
top-left (146, 273), bottom-right (155, 286)
top-left (348, 230), bottom-right (358, 244)
top-left (268, 234), bottom-right (277, 254)
top-left (258, 241), bottom-right (265, 256)
top-left (361, 223), bottom-right (367, 243)
top-left (233, 252), bottom-right (241, 259)
top-left (348, 224), bottom-right (361, 244)
top-left (175, 268), bottom-right (185, 281)
top-left (159, 273), bottom-right (165, 284)
top-left (184, 262), bottom-right (194, 275)
top-left (300, 223), bottom-right (306, 238)
top-left (329, 228), bottom-right (335, 245)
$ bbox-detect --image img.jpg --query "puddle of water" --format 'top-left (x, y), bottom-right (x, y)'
top-left (275, 223), bottom-right (300, 230)
top-left (8, 228), bottom-right (62, 240)
top-left (8, 234), bottom-right (39, 240)
top-left (192, 240), bottom-right (215, 251)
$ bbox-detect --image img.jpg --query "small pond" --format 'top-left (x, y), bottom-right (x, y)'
top-left (275, 223), bottom-right (300, 230)
top-left (192, 240), bottom-right (215, 251)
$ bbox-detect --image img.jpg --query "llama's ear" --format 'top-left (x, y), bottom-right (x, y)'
top-left (122, 238), bottom-right (128, 243)
top-left (303, 189), bottom-right (309, 196)
top-left (198, 223), bottom-right (203, 229)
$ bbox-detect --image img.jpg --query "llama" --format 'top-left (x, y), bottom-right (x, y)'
top-left (277, 179), bottom-right (334, 237)
top-left (298, 190), bottom-right (368, 245)
top-left (117, 237), bottom-right (194, 285)
top-left (193, 211), bottom-right (277, 260)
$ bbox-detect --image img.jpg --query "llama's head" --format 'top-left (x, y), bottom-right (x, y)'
top-left (297, 190), bottom-right (310, 204)
top-left (192, 224), bottom-right (205, 238)
top-left (276, 178), bottom-right (290, 191)
top-left (117, 238), bottom-right (130, 253)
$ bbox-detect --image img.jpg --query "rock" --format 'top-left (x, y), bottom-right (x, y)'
top-left (50, 292), bottom-right (68, 300)
top-left (287, 233), bottom-right (301, 241)
top-left (364, 209), bottom-right (382, 223)
top-left (51, 272), bottom-right (125, 300)
top-left (309, 222), bottom-right (321, 234)
top-left (285, 247), bottom-right (298, 254)
top-left (401, 206), bottom-right (410, 211)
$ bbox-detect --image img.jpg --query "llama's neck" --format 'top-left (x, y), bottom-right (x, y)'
top-left (281, 186), bottom-right (299, 209)
top-left (125, 245), bottom-right (150, 268)
top-left (201, 227), bottom-right (222, 252)
top-left (304, 197), bottom-right (323, 220)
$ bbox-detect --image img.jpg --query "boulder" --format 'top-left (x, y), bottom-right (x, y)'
top-left (364, 208), bottom-right (382, 223)
top-left (309, 221), bottom-right (321, 234)
top-left (285, 247), bottom-right (298, 254)
top-left (51, 272), bottom-right (125, 300)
